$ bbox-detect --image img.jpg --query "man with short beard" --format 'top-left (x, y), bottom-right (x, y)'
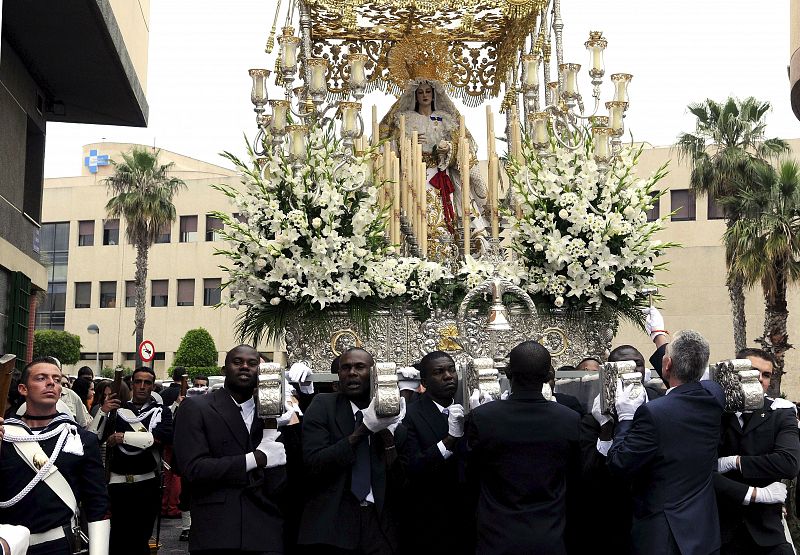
top-left (174, 345), bottom-right (288, 554)
top-left (102, 366), bottom-right (172, 555)
top-left (298, 347), bottom-right (407, 554)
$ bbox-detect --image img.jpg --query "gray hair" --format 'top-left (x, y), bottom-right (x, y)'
top-left (666, 330), bottom-right (710, 383)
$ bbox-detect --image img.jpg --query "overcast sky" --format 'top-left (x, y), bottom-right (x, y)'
top-left (43, 0), bottom-right (798, 177)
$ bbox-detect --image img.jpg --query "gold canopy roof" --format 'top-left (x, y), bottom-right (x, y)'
top-left (304, 0), bottom-right (551, 104)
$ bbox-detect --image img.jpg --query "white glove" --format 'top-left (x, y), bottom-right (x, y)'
top-left (500, 390), bottom-right (510, 400)
top-left (88, 520), bottom-right (110, 555)
top-left (261, 441), bottom-right (287, 468)
top-left (469, 389), bottom-right (495, 411)
top-left (397, 367), bottom-right (420, 380)
top-left (260, 429), bottom-right (281, 443)
top-left (753, 482), bottom-right (787, 504)
top-left (287, 362), bottom-right (314, 394)
top-left (0, 524), bottom-right (30, 555)
top-left (362, 397), bottom-right (405, 434)
top-left (717, 455), bottom-right (739, 473)
top-left (276, 399), bottom-right (302, 427)
top-left (591, 394), bottom-right (611, 426)
top-left (447, 404), bottom-right (465, 437)
top-left (614, 379), bottom-right (646, 421)
top-left (642, 307), bottom-right (667, 340)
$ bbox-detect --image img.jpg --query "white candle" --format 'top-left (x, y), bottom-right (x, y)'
top-left (347, 53), bottom-right (368, 88)
top-left (611, 73), bottom-right (632, 102)
top-left (307, 58), bottom-right (328, 94)
top-left (279, 30), bottom-right (300, 70)
top-left (531, 112), bottom-right (549, 146)
top-left (339, 101), bottom-right (361, 134)
top-left (521, 54), bottom-right (539, 88)
top-left (584, 32), bottom-right (607, 74)
top-left (592, 127), bottom-right (611, 161)
top-left (248, 69), bottom-right (270, 106)
top-left (270, 100), bottom-right (289, 132)
top-left (606, 101), bottom-right (626, 135)
top-left (287, 125), bottom-right (308, 158)
top-left (560, 63), bottom-right (580, 96)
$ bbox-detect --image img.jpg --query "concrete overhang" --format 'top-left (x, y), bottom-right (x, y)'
top-left (2, 0), bottom-right (148, 127)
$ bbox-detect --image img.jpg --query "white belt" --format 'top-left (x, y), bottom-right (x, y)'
top-left (29, 525), bottom-right (66, 546)
top-left (109, 471), bottom-right (156, 484)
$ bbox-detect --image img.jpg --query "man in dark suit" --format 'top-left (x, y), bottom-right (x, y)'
top-left (298, 347), bottom-right (407, 554)
top-left (402, 351), bottom-right (469, 552)
top-left (174, 345), bottom-right (288, 554)
top-left (608, 329), bottom-right (725, 555)
top-left (715, 347), bottom-right (800, 555)
top-left (160, 366), bottom-right (185, 409)
top-left (578, 344), bottom-right (664, 554)
top-left (465, 340), bottom-right (581, 555)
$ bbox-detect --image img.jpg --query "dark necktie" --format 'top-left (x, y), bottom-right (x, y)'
top-left (741, 412), bottom-right (754, 429)
top-left (351, 410), bottom-right (371, 502)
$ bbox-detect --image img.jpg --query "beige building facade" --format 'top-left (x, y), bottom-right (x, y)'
top-left (40, 140), bottom-right (800, 398)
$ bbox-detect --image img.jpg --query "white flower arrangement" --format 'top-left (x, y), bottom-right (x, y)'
top-left (507, 134), bottom-right (674, 312)
top-left (212, 124), bottom-right (450, 341)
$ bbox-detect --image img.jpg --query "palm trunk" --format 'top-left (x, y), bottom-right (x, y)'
top-left (134, 238), bottom-right (149, 365)
top-left (760, 261), bottom-right (791, 397)
top-left (729, 274), bottom-right (747, 354)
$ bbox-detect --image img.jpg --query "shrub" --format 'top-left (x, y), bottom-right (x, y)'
top-left (173, 328), bottom-right (218, 367)
top-left (167, 365), bottom-right (222, 382)
top-left (101, 366), bottom-right (133, 379)
top-left (33, 330), bottom-right (82, 365)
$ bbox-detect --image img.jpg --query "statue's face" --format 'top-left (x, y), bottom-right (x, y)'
top-left (416, 84), bottom-right (433, 108)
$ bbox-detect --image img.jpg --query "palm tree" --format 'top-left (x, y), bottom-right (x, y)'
top-left (675, 97), bottom-right (789, 353)
top-left (105, 148), bottom-right (186, 364)
top-left (723, 159), bottom-right (800, 395)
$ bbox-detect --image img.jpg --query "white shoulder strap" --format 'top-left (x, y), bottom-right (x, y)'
top-left (117, 408), bottom-right (147, 432)
top-left (4, 424), bottom-right (78, 515)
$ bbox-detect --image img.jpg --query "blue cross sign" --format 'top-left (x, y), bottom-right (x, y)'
top-left (84, 149), bottom-right (110, 174)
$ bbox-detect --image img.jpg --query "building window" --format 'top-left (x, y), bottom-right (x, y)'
top-left (203, 278), bottom-right (221, 306)
top-left (99, 281), bottom-right (116, 308)
top-left (155, 222), bottom-right (171, 244)
top-left (646, 193), bottom-right (660, 222)
top-left (670, 189), bottom-right (696, 221)
top-left (75, 282), bottom-right (91, 308)
top-left (206, 215), bottom-right (223, 241)
top-left (708, 195), bottom-right (727, 220)
top-left (103, 219), bottom-right (120, 245)
top-left (232, 212), bottom-right (247, 224)
top-left (177, 279), bottom-right (195, 306)
top-left (125, 281), bottom-right (136, 307)
top-left (78, 220), bottom-right (95, 246)
top-left (151, 280), bottom-right (168, 307)
top-left (180, 216), bottom-right (197, 243)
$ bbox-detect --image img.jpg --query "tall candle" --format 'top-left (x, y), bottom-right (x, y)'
top-left (490, 154), bottom-right (500, 239)
top-left (393, 153), bottom-right (401, 245)
top-left (459, 115), bottom-right (465, 140)
top-left (485, 105), bottom-right (495, 158)
top-left (372, 105), bottom-right (378, 146)
top-left (461, 138), bottom-right (470, 257)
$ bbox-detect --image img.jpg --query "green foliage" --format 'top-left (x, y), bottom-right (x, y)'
top-left (33, 330), bottom-right (82, 365)
top-left (167, 365), bottom-right (222, 382)
top-left (100, 366), bottom-right (133, 379)
top-left (173, 328), bottom-right (219, 367)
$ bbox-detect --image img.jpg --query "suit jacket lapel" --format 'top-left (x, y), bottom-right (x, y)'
top-left (211, 389), bottom-right (251, 450)
top-left (419, 394), bottom-right (447, 439)
top-left (743, 407), bottom-right (770, 435)
top-left (335, 394), bottom-right (356, 438)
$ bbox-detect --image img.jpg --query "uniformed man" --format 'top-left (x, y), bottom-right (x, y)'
top-left (99, 366), bottom-right (172, 555)
top-left (0, 356), bottom-right (110, 555)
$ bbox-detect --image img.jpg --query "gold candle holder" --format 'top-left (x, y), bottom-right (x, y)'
top-left (605, 101), bottom-right (628, 137)
top-left (269, 100), bottom-right (291, 133)
top-left (278, 27), bottom-right (301, 73)
top-left (584, 31), bottom-right (607, 79)
top-left (287, 125), bottom-right (308, 161)
top-left (611, 73), bottom-right (633, 103)
top-left (338, 101), bottom-right (362, 137)
top-left (306, 58), bottom-right (329, 96)
top-left (521, 54), bottom-right (540, 90)
top-left (592, 126), bottom-right (612, 162)
top-left (346, 53), bottom-right (369, 89)
top-left (530, 112), bottom-right (550, 148)
top-left (559, 63), bottom-right (581, 99)
top-left (248, 69), bottom-right (270, 108)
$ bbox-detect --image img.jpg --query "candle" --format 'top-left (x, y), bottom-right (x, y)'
top-left (611, 73), bottom-right (632, 102)
top-left (372, 105), bottom-right (378, 146)
top-left (287, 125), bottom-right (308, 159)
top-left (248, 69), bottom-right (270, 107)
top-left (486, 105), bottom-right (495, 158)
top-left (489, 155), bottom-right (500, 239)
top-left (592, 126), bottom-right (612, 161)
top-left (393, 153), bottom-right (401, 245)
top-left (521, 54), bottom-right (540, 89)
top-left (306, 58), bottom-right (328, 95)
top-left (347, 53), bottom-right (368, 88)
top-left (459, 115), bottom-right (465, 140)
top-left (547, 81), bottom-right (559, 105)
top-left (278, 28), bottom-right (301, 71)
top-left (559, 63), bottom-right (581, 97)
top-left (338, 101), bottom-right (361, 135)
top-left (461, 138), bottom-right (470, 257)
top-left (269, 100), bottom-right (290, 132)
top-left (606, 101), bottom-right (627, 136)
top-left (531, 112), bottom-right (549, 147)
top-left (584, 32), bottom-right (607, 75)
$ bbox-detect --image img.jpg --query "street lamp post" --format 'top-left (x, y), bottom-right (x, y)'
top-left (87, 324), bottom-right (100, 375)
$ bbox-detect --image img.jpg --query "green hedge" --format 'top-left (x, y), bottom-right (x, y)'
top-left (173, 328), bottom-right (218, 367)
top-left (100, 367), bottom-right (134, 379)
top-left (167, 365), bottom-right (222, 382)
top-left (33, 330), bottom-right (82, 365)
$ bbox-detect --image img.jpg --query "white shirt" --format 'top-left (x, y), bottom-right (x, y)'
top-left (350, 401), bottom-right (375, 504)
top-left (432, 399), bottom-right (454, 460)
top-left (237, 395), bottom-right (258, 472)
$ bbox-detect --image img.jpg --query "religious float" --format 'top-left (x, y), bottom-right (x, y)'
top-left (212, 0), bottom-right (689, 411)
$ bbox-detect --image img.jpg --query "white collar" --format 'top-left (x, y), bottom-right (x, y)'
top-left (665, 386), bottom-right (676, 395)
top-left (232, 395), bottom-right (255, 414)
top-left (431, 399), bottom-right (452, 413)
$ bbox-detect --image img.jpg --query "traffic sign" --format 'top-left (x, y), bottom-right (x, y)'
top-left (138, 340), bottom-right (155, 363)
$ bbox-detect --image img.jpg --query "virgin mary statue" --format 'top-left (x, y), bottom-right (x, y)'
top-left (379, 79), bottom-right (489, 261)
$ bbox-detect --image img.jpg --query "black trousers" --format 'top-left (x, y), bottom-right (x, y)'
top-left (28, 537), bottom-right (71, 555)
top-left (302, 504), bottom-right (395, 555)
top-left (722, 526), bottom-right (795, 555)
top-left (109, 477), bottom-right (160, 555)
